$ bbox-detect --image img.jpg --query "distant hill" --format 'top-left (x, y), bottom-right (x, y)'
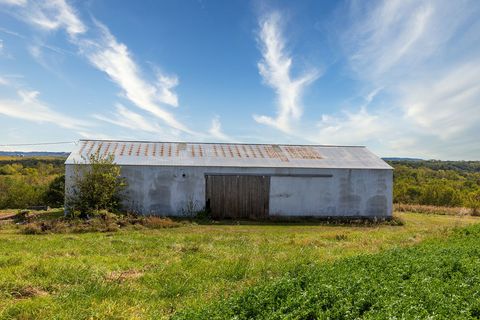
top-left (382, 157), bottom-right (423, 161)
top-left (0, 151), bottom-right (70, 157)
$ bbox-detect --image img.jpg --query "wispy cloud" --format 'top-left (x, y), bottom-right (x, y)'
top-left (208, 115), bottom-right (231, 141)
top-left (399, 60), bottom-right (480, 139)
top-left (342, 0), bottom-right (480, 89)
top-left (0, 38), bottom-right (14, 59)
top-left (0, 0), bottom-right (27, 6)
top-left (344, 0), bottom-right (435, 81)
top-left (93, 104), bottom-right (166, 134)
top-left (315, 107), bottom-right (384, 145)
top-left (4, 0), bottom-right (86, 37)
top-left (253, 11), bottom-right (320, 133)
top-left (316, 0), bottom-right (480, 159)
top-left (0, 26), bottom-right (25, 38)
top-left (0, 89), bottom-right (88, 129)
top-left (28, 44), bottom-right (54, 72)
top-left (78, 21), bottom-right (188, 132)
top-left (77, 131), bottom-right (113, 140)
top-left (364, 87), bottom-right (383, 105)
top-left (1, 0), bottom-right (193, 136)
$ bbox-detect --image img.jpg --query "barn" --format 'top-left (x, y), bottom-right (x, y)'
top-left (65, 140), bottom-right (393, 219)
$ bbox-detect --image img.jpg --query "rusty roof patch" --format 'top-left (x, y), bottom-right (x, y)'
top-left (67, 140), bottom-right (392, 169)
top-left (285, 146), bottom-right (322, 160)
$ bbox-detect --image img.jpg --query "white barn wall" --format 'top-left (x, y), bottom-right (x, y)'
top-left (269, 169), bottom-right (392, 217)
top-left (66, 164), bottom-right (392, 217)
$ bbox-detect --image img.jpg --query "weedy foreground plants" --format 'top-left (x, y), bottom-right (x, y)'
top-left (16, 209), bottom-right (182, 234)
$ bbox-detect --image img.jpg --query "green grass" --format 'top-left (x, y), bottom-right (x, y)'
top-left (175, 223), bottom-right (480, 319)
top-left (0, 211), bottom-right (479, 319)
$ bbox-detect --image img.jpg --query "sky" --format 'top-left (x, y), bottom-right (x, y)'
top-left (0, 0), bottom-right (479, 160)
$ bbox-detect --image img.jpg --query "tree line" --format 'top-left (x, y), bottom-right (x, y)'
top-left (0, 159), bottom-right (65, 209)
top-left (389, 161), bottom-right (480, 210)
top-left (0, 157), bottom-right (479, 211)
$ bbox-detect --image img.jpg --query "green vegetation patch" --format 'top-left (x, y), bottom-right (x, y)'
top-left (175, 223), bottom-right (480, 320)
top-left (0, 213), bottom-right (479, 319)
top-left (0, 158), bottom-right (64, 210)
top-left (391, 162), bottom-right (480, 209)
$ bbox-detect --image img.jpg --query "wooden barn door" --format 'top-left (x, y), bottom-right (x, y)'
top-left (205, 175), bottom-right (270, 219)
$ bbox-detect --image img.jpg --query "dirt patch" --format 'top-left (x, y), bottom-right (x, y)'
top-left (0, 212), bottom-right (17, 221)
top-left (105, 270), bottom-right (144, 282)
top-left (11, 286), bottom-right (49, 299)
top-left (168, 243), bottom-right (201, 254)
top-left (142, 216), bottom-right (181, 229)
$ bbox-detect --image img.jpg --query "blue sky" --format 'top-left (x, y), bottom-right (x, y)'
top-left (0, 0), bottom-right (479, 160)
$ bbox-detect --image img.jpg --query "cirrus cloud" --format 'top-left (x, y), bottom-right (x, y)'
top-left (253, 11), bottom-right (320, 133)
top-left (1, 0), bottom-right (194, 136)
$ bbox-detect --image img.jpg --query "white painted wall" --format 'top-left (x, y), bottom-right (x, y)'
top-left (65, 165), bottom-right (392, 217)
top-left (269, 169), bottom-right (392, 217)
top-left (269, 176), bottom-right (335, 216)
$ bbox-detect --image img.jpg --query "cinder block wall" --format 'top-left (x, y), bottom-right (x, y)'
top-left (64, 165), bottom-right (392, 217)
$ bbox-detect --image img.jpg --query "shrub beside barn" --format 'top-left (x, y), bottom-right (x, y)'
top-left (65, 140), bottom-right (393, 218)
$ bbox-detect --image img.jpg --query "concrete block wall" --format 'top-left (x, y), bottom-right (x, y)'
top-left (65, 165), bottom-right (393, 217)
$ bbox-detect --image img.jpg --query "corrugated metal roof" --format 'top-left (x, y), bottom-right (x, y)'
top-left (66, 140), bottom-right (392, 169)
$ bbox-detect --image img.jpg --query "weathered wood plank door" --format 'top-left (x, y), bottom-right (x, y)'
top-left (205, 175), bottom-right (270, 219)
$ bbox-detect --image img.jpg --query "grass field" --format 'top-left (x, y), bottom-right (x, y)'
top-left (0, 211), bottom-right (479, 319)
top-left (176, 222), bottom-right (480, 319)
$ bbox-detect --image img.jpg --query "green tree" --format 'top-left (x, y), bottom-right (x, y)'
top-left (66, 153), bottom-right (127, 217)
top-left (466, 190), bottom-right (480, 216)
top-left (44, 175), bottom-right (65, 207)
top-left (0, 176), bottom-right (46, 209)
top-left (420, 182), bottom-right (462, 207)
top-left (0, 164), bottom-right (22, 175)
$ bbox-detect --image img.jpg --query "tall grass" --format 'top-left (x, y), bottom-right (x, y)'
top-left (394, 203), bottom-right (473, 215)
